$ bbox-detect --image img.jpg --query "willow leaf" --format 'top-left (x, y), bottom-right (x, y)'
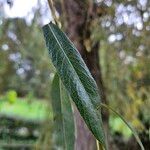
top-left (43, 22), bottom-right (105, 146)
top-left (51, 73), bottom-right (75, 150)
top-left (97, 103), bottom-right (145, 150)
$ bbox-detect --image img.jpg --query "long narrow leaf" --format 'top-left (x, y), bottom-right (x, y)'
top-left (51, 73), bottom-right (75, 149)
top-left (97, 103), bottom-right (145, 150)
top-left (43, 22), bottom-right (105, 146)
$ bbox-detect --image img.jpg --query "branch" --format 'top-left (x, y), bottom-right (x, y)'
top-left (47, 0), bottom-right (59, 26)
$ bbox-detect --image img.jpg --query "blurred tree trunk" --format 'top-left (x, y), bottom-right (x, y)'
top-left (55, 0), bottom-right (109, 149)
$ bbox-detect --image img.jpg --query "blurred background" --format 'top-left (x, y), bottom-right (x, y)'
top-left (0, 0), bottom-right (149, 149)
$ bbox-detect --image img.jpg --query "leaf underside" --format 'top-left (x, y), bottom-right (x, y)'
top-left (51, 73), bottom-right (75, 149)
top-left (43, 22), bottom-right (105, 146)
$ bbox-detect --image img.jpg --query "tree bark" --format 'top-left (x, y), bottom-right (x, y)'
top-left (56, 0), bottom-right (109, 149)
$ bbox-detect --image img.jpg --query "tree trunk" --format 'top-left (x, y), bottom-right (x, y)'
top-left (56, 0), bottom-right (109, 149)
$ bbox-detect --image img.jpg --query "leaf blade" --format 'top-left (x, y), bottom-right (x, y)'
top-left (51, 73), bottom-right (75, 150)
top-left (43, 22), bottom-right (105, 146)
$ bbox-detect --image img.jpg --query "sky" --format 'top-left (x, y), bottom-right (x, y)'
top-left (4, 0), bottom-right (38, 18)
top-left (2, 0), bottom-right (52, 25)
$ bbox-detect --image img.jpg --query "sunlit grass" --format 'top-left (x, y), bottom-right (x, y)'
top-left (0, 97), bottom-right (52, 122)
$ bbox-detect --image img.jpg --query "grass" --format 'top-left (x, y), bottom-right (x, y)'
top-left (0, 97), bottom-right (52, 122)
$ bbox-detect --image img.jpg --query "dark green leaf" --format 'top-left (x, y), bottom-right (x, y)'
top-left (43, 22), bottom-right (105, 146)
top-left (51, 73), bottom-right (75, 150)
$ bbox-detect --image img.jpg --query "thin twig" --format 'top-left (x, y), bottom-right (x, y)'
top-left (47, 0), bottom-right (59, 26)
top-left (60, 0), bottom-right (67, 29)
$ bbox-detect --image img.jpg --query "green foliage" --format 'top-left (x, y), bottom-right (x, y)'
top-left (110, 116), bottom-right (132, 139)
top-left (26, 91), bottom-right (34, 103)
top-left (0, 97), bottom-right (51, 122)
top-left (43, 22), bottom-right (105, 147)
top-left (0, 19), bottom-right (51, 98)
top-left (51, 73), bottom-right (75, 149)
top-left (97, 103), bottom-right (144, 150)
top-left (96, 1), bottom-right (150, 143)
top-left (5, 90), bottom-right (17, 104)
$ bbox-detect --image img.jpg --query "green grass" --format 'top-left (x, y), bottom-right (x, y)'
top-left (0, 97), bottom-right (52, 122)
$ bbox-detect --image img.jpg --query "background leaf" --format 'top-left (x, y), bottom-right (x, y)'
top-left (97, 103), bottom-right (145, 150)
top-left (51, 73), bottom-right (75, 150)
top-left (43, 22), bottom-right (105, 146)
